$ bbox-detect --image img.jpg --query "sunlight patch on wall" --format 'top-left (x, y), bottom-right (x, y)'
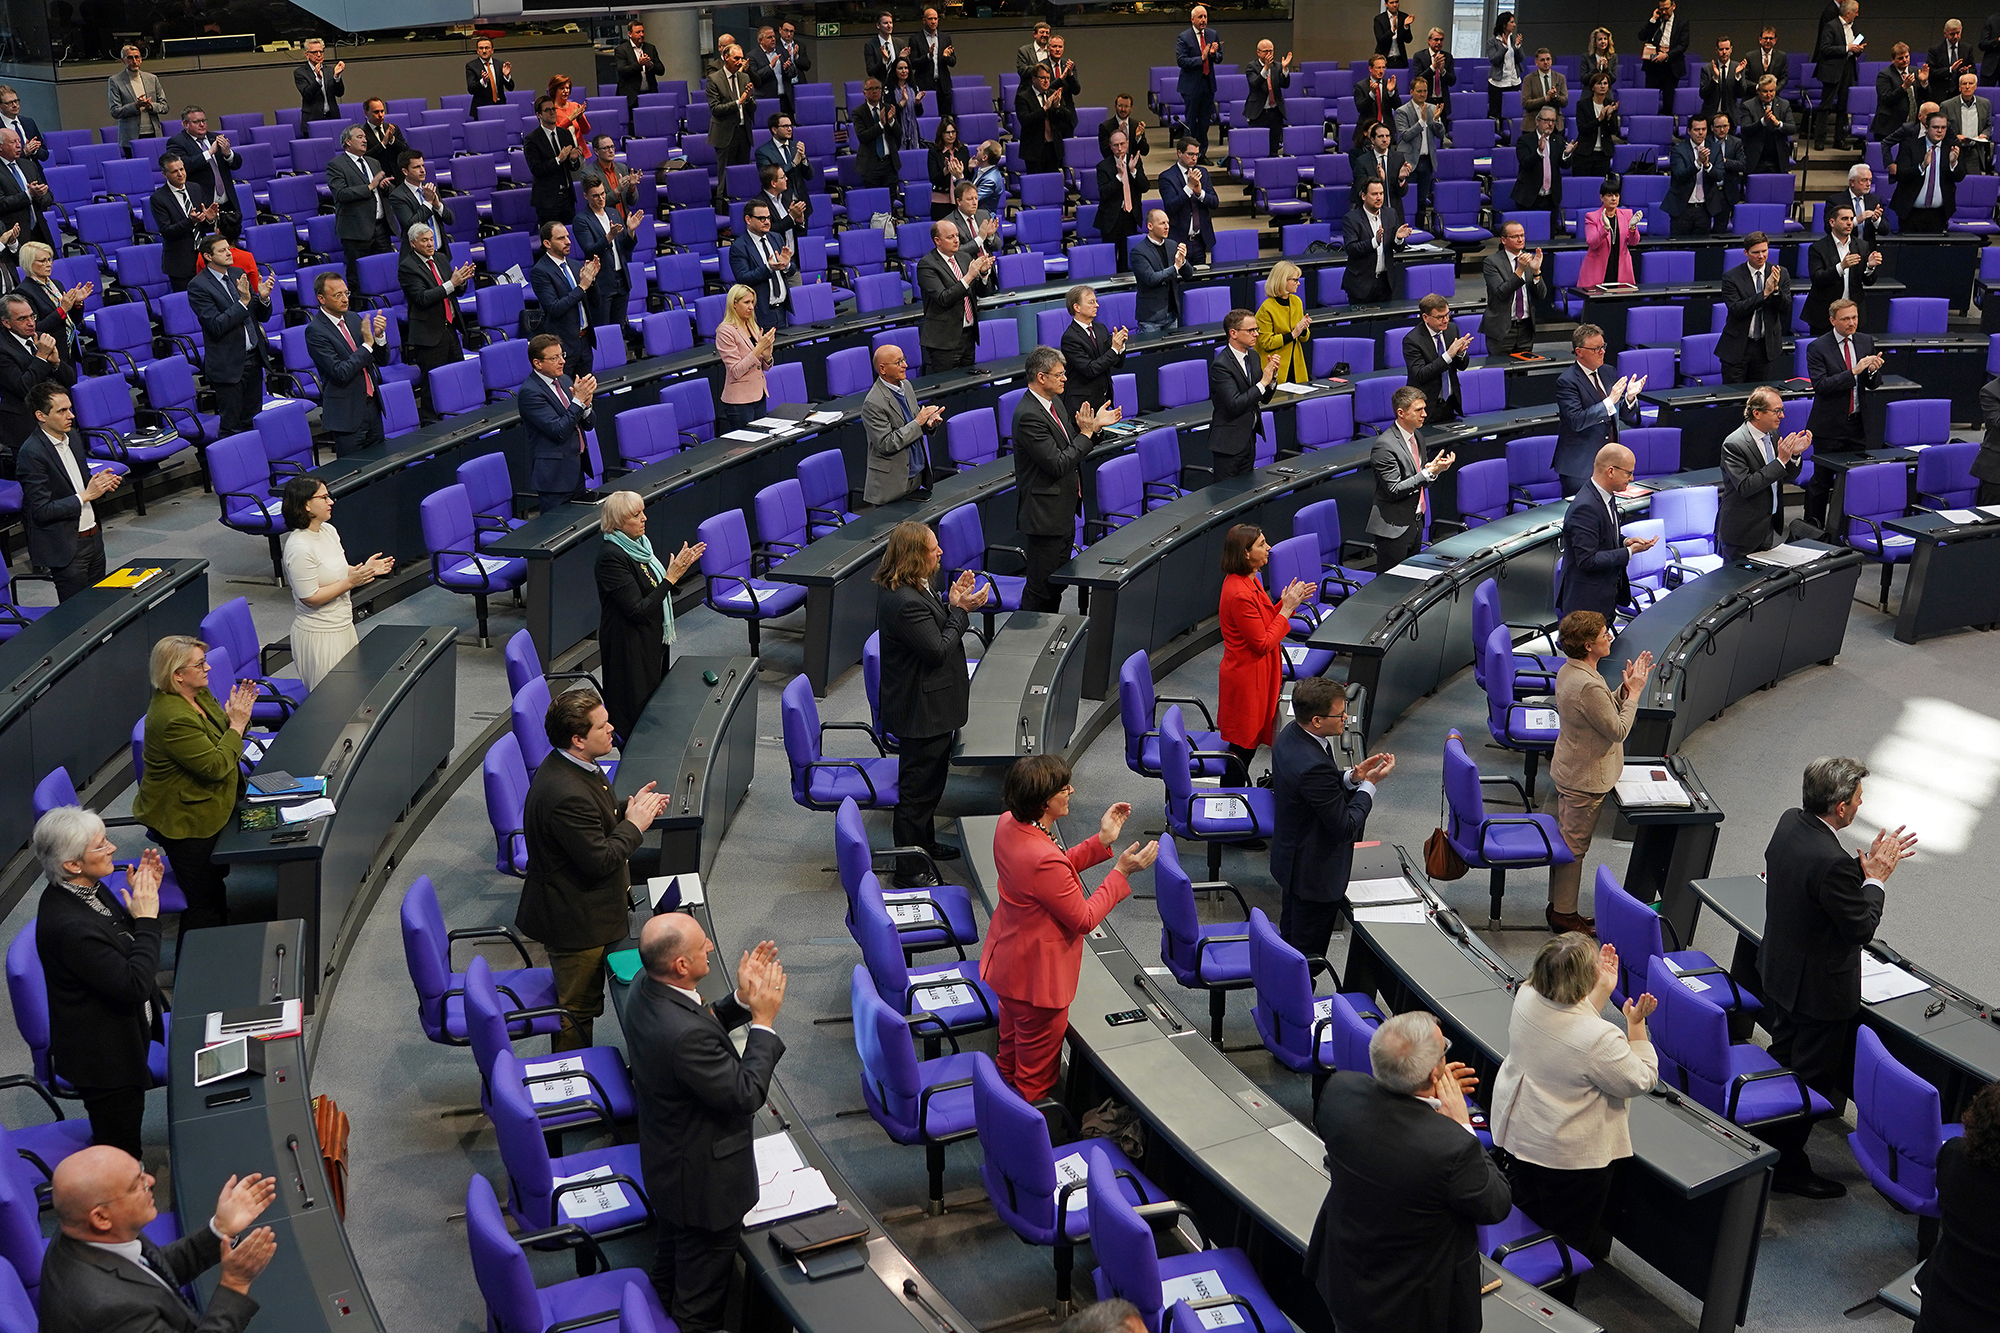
top-left (1846, 698), bottom-right (2000, 856)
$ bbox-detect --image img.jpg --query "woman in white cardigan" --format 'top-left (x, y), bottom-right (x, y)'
top-left (1490, 932), bottom-right (1659, 1272)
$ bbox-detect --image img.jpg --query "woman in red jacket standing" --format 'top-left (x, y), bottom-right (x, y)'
top-left (983, 755), bottom-right (1158, 1098)
top-left (1217, 523), bottom-right (1313, 780)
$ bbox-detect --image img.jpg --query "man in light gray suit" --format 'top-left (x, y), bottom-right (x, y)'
top-left (1366, 385), bottom-right (1454, 568)
top-left (863, 344), bottom-right (944, 505)
top-left (106, 45), bottom-right (168, 154)
top-left (1393, 74), bottom-right (1449, 219)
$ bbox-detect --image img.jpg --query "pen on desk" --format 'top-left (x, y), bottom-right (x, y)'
top-left (1480, 1277), bottom-right (1505, 1295)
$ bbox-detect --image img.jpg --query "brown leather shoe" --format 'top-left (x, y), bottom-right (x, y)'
top-left (1545, 905), bottom-right (1599, 936)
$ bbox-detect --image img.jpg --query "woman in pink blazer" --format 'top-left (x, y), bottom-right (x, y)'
top-left (982, 755), bottom-right (1158, 1098)
top-left (714, 283), bottom-right (775, 433)
top-left (1578, 177), bottom-right (1641, 288)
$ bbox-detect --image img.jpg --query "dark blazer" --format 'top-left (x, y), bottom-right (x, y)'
top-left (185, 263), bottom-right (269, 385)
top-left (1176, 27), bottom-right (1220, 101)
top-left (706, 69), bottom-right (755, 153)
top-left (0, 333), bottom-right (74, 448)
top-left (326, 150), bottom-right (385, 243)
top-left (19, 277), bottom-right (76, 364)
top-left (530, 254), bottom-right (592, 360)
top-left (1760, 808), bottom-right (1884, 1021)
top-left (1983, 13), bottom-right (2000, 85)
top-left (1717, 422), bottom-right (1798, 553)
top-left (516, 746), bottom-right (642, 951)
top-left (1402, 321), bottom-right (1468, 417)
top-left (877, 581), bottom-right (971, 739)
top-left (523, 124), bottom-right (580, 219)
top-left (1872, 66), bottom-right (1918, 139)
top-left (1270, 722), bottom-right (1371, 907)
top-left (1802, 234), bottom-right (1876, 335)
top-left (1639, 16), bottom-right (1690, 82)
top-left (149, 180), bottom-right (211, 280)
top-left (1553, 362), bottom-right (1637, 480)
top-left (35, 879), bottom-right (167, 1092)
top-left (1341, 204), bottom-right (1406, 304)
top-left (1663, 137), bottom-right (1725, 219)
top-left (398, 247), bottom-right (461, 351)
top-left (1735, 96), bottom-right (1796, 173)
top-left (1556, 482), bottom-right (1630, 617)
top-left (1815, 17), bottom-right (1858, 88)
top-left (305, 310), bottom-right (387, 434)
top-left (1353, 77), bottom-right (1401, 130)
top-left (1245, 62), bottom-right (1290, 121)
top-left (293, 61), bottom-right (343, 120)
top-left (1975, 375), bottom-right (2000, 485)
top-left (727, 231), bottom-right (793, 333)
top-left (1012, 391), bottom-right (1089, 537)
top-left (915, 249), bottom-right (988, 352)
top-left (1915, 1136), bottom-right (2000, 1332)
top-left (1509, 133), bottom-right (1562, 212)
top-left (387, 181), bottom-right (452, 244)
top-left (907, 32), bottom-right (956, 99)
top-left (1890, 133), bottom-right (1966, 219)
top-left (1348, 144), bottom-right (1405, 194)
top-left (1094, 156), bottom-right (1148, 245)
top-left (1307, 1071), bottom-right (1512, 1333)
top-left (748, 45), bottom-right (790, 105)
top-left (1931, 39), bottom-right (1976, 101)
top-left (1716, 260), bottom-right (1790, 366)
top-left (1481, 249), bottom-right (1548, 340)
top-left (1374, 9), bottom-right (1416, 62)
top-left (616, 41), bottom-right (664, 99)
top-left (572, 208), bottom-right (634, 293)
top-left (519, 372), bottom-right (593, 495)
top-left (1130, 236), bottom-right (1185, 326)
top-left (626, 975), bottom-right (784, 1230)
top-left (17, 428), bottom-right (95, 570)
top-left (1158, 161), bottom-right (1219, 254)
top-left (1825, 188), bottom-right (1881, 250)
top-left (361, 120), bottom-right (403, 179)
top-left (1, 113), bottom-right (46, 163)
top-left (851, 100), bottom-right (898, 184)
top-left (1060, 319), bottom-right (1124, 416)
top-left (1099, 115), bottom-right (1151, 159)
top-left (1208, 345), bottom-right (1275, 464)
top-left (1746, 47), bottom-right (1791, 89)
top-left (1366, 424), bottom-right (1431, 539)
top-left (39, 1228), bottom-right (254, 1333)
top-left (166, 131), bottom-right (240, 216)
top-left (466, 55), bottom-right (514, 106)
top-left (1805, 329), bottom-right (1880, 440)
top-left (596, 542), bottom-right (671, 740)
top-left (1700, 62), bottom-right (1750, 118)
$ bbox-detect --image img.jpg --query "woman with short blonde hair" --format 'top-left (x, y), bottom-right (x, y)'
top-left (715, 281), bottom-right (775, 433)
top-left (1256, 260), bottom-right (1311, 384)
top-left (1546, 610), bottom-right (1651, 933)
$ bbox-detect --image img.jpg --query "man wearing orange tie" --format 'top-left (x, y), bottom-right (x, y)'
top-left (1094, 130), bottom-right (1148, 268)
top-left (465, 37), bottom-right (513, 108)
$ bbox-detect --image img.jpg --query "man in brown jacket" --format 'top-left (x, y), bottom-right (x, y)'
top-left (517, 688), bottom-right (668, 1049)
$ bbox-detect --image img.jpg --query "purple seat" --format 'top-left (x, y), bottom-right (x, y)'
top-left (1915, 440), bottom-right (1979, 510)
top-left (781, 675), bottom-right (898, 810)
top-left (1648, 953), bottom-right (1834, 1130)
top-left (1849, 1025), bottom-right (1963, 1239)
top-left (1455, 458), bottom-right (1511, 526)
top-left (1638, 249), bottom-right (1694, 284)
top-left (1292, 499), bottom-right (1373, 603)
top-left (465, 955), bottom-right (635, 1135)
top-left (1505, 434), bottom-right (1562, 507)
top-left (7, 922), bottom-right (170, 1105)
top-left (1480, 624), bottom-right (1560, 800)
top-left (658, 381), bottom-right (716, 446)
top-left (851, 964), bottom-right (982, 1212)
top-left (1479, 1206), bottom-right (1596, 1291)
top-left (489, 1044), bottom-right (653, 1239)
top-left (72, 372), bottom-right (181, 515)
top-left (1156, 835), bottom-right (1253, 1042)
top-left (397, 875), bottom-right (561, 1047)
top-left (200, 597), bottom-right (307, 725)
top-left (1294, 394), bottom-right (1357, 450)
top-left (1159, 705), bottom-right (1275, 879)
top-left (1180, 285), bottom-right (1231, 326)
top-left (832, 796), bottom-right (978, 951)
top-left (1248, 907), bottom-right (1378, 1090)
top-left (1624, 305), bottom-right (1683, 348)
top-left (1883, 398), bottom-right (1952, 450)
top-left (1441, 728), bottom-right (1571, 926)
top-left (29, 770), bottom-right (188, 916)
top-left (204, 431), bottom-right (286, 579)
top-left (615, 402), bottom-right (693, 469)
top-left (1091, 454), bottom-right (1145, 538)
top-left (1841, 460), bottom-right (1917, 610)
top-left (948, 406), bottom-right (1002, 468)
top-left (1622, 426), bottom-right (1681, 479)
top-left (1136, 428), bottom-right (1186, 509)
top-left (1470, 578), bottom-right (1558, 698)
top-left (422, 484), bottom-right (526, 646)
top-left (1118, 650), bottom-right (1229, 781)
top-left (753, 478), bottom-right (813, 564)
top-left (482, 733), bottom-right (531, 877)
top-left (464, 1173), bottom-right (673, 1333)
top-left (1886, 297), bottom-right (1950, 335)
top-left (1156, 359), bottom-right (1208, 408)
top-left (798, 449), bottom-right (857, 537)
top-left (697, 509), bottom-right (807, 656)
top-left (1595, 865), bottom-right (1756, 1016)
top-left (826, 345), bottom-right (874, 398)
top-left (458, 452), bottom-right (532, 549)
top-left (851, 871), bottom-right (999, 1036)
top-left (938, 503), bottom-right (1024, 641)
top-left (1266, 535), bottom-right (1336, 679)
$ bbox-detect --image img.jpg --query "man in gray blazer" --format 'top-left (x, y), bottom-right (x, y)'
top-left (1481, 222), bottom-right (1547, 353)
top-left (1975, 373), bottom-right (2000, 504)
top-left (863, 344), bottom-right (943, 505)
top-left (106, 45), bottom-right (167, 154)
top-left (943, 180), bottom-right (1002, 260)
top-left (327, 126), bottom-right (391, 291)
top-left (1366, 385), bottom-right (1454, 568)
top-left (1392, 78), bottom-right (1448, 219)
top-left (1718, 386), bottom-right (1809, 559)
top-left (706, 44), bottom-right (756, 167)
top-left (1948, 70), bottom-right (1994, 172)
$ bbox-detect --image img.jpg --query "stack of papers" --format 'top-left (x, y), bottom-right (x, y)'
top-left (1352, 903), bottom-right (1430, 924)
top-left (1746, 543), bottom-right (1826, 568)
top-left (806, 409), bottom-right (844, 426)
top-left (1861, 954), bottom-right (1931, 1004)
top-left (1347, 877), bottom-right (1421, 906)
top-left (202, 998), bottom-right (303, 1043)
top-left (1159, 1272), bottom-right (1246, 1328)
top-left (751, 416), bottom-right (802, 433)
top-left (911, 967), bottom-right (975, 1010)
top-left (1979, 506), bottom-right (2000, 522)
top-left (553, 1165), bottom-right (630, 1219)
top-left (1272, 381), bottom-right (1318, 396)
top-left (1616, 764), bottom-right (1690, 808)
top-left (522, 1055), bottom-right (593, 1104)
top-left (1660, 958), bottom-right (1714, 994)
top-left (280, 797), bottom-right (337, 825)
top-left (721, 429), bottom-right (768, 442)
top-left (744, 1135), bottom-right (838, 1226)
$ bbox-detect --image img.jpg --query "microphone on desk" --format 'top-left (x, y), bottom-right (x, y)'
top-left (680, 772), bottom-right (696, 814)
top-left (271, 943), bottom-right (286, 1003)
top-left (325, 736), bottom-right (355, 776)
top-left (285, 1135), bottom-right (317, 1209)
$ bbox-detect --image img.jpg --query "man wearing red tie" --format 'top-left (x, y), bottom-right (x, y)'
top-left (520, 333), bottom-right (598, 513)
top-left (398, 223), bottom-right (474, 424)
top-left (1804, 299), bottom-right (1886, 526)
top-left (1013, 346), bottom-right (1122, 612)
top-left (303, 273), bottom-right (388, 457)
top-left (915, 220), bottom-right (996, 378)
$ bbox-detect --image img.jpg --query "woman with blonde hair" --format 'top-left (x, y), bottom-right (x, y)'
top-left (1256, 260), bottom-right (1312, 384)
top-left (1580, 28), bottom-right (1618, 84)
top-left (546, 73), bottom-right (590, 139)
top-left (18, 237), bottom-right (87, 364)
top-left (595, 490), bottom-right (703, 738)
top-left (714, 282), bottom-right (776, 433)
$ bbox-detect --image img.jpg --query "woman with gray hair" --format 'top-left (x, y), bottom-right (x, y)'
top-left (31, 806), bottom-right (168, 1157)
top-left (1488, 933), bottom-right (1657, 1272)
top-left (595, 491), bottom-right (703, 739)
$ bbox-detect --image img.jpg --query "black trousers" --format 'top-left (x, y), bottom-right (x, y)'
top-left (589, 270), bottom-right (630, 328)
top-left (1720, 342), bottom-right (1776, 384)
top-left (341, 226), bottom-right (390, 290)
top-left (1212, 447), bottom-right (1254, 480)
top-left (1022, 532), bottom-right (1072, 613)
top-left (1373, 527), bottom-right (1421, 569)
top-left (1901, 205), bottom-right (1949, 234)
top-left (50, 528), bottom-right (107, 601)
top-left (653, 1219), bottom-right (740, 1333)
top-left (1184, 87), bottom-right (1216, 151)
top-left (168, 273), bottom-right (191, 293)
top-left (921, 334), bottom-right (974, 379)
top-left (75, 1084), bottom-right (147, 1159)
top-left (1489, 317), bottom-right (1535, 354)
top-left (212, 364), bottom-right (263, 439)
top-left (154, 830), bottom-right (229, 934)
top-left (893, 731), bottom-right (955, 875)
top-left (1280, 894), bottom-right (1346, 964)
top-left (1762, 999), bottom-right (1856, 1175)
top-left (1669, 209), bottom-right (1714, 235)
top-left (1501, 1157), bottom-right (1617, 1264)
top-left (1977, 478), bottom-right (2000, 504)
top-left (1558, 472), bottom-right (1587, 499)
top-left (1818, 77), bottom-right (1854, 142)
top-left (329, 411), bottom-right (386, 459)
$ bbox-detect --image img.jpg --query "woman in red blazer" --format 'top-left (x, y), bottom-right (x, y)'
top-left (983, 755), bottom-right (1158, 1098)
top-left (1217, 524), bottom-right (1313, 776)
top-left (1578, 177), bottom-right (1640, 289)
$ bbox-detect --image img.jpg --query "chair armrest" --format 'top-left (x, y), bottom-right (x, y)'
top-left (868, 843), bottom-right (945, 885)
top-left (917, 1075), bottom-right (977, 1139)
top-left (983, 543), bottom-right (1028, 572)
top-left (1476, 772), bottom-right (1533, 809)
top-left (549, 1172), bottom-right (652, 1230)
top-left (1131, 1199), bottom-right (1211, 1249)
top-left (703, 570), bottom-right (767, 614)
top-left (0, 1074), bottom-right (65, 1129)
top-left (806, 757), bottom-right (882, 805)
top-left (508, 1221), bottom-right (613, 1277)
top-left (820, 719), bottom-right (888, 756)
top-left (1489, 1228), bottom-right (1578, 1284)
top-left (905, 1012), bottom-right (962, 1053)
top-left (1187, 878), bottom-right (1251, 917)
top-left (1153, 694), bottom-right (1218, 729)
top-left (1670, 964), bottom-right (1748, 1010)
top-left (1183, 786), bottom-right (1268, 839)
top-left (446, 924), bottom-right (537, 970)
top-left (1310, 1015), bottom-right (1336, 1071)
top-left (1726, 1065), bottom-right (1813, 1125)
top-left (472, 513), bottom-right (513, 536)
top-left (1472, 813), bottom-right (1558, 865)
top-left (519, 1068), bottom-right (617, 1127)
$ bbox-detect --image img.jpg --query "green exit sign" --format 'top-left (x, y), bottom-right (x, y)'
top-left (818, 23), bottom-right (840, 38)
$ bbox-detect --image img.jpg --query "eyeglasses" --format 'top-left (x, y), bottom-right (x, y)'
top-left (1578, 343), bottom-right (1606, 354)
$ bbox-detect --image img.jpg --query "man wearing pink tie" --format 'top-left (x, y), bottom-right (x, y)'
top-left (1094, 130), bottom-right (1148, 267)
top-left (1366, 386), bottom-right (1455, 568)
top-left (519, 333), bottom-right (598, 512)
top-left (916, 220), bottom-right (996, 377)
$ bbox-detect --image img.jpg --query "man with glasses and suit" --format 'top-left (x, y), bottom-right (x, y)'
top-left (1719, 386), bottom-right (1809, 559)
top-left (1554, 324), bottom-right (1641, 497)
top-left (1014, 346), bottom-right (1121, 611)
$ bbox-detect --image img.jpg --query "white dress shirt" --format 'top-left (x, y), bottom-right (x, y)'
top-left (48, 430), bottom-right (93, 531)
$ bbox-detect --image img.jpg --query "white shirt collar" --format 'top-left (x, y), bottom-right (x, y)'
top-left (669, 982), bottom-right (703, 1006)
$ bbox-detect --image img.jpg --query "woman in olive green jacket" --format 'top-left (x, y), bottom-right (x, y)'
top-left (131, 635), bottom-right (257, 934)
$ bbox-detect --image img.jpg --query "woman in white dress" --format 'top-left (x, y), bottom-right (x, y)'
top-left (279, 476), bottom-right (393, 688)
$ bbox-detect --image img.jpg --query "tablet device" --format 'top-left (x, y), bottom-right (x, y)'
top-left (193, 1036), bottom-right (250, 1087)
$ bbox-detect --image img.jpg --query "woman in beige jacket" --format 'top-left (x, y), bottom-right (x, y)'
top-left (1546, 610), bottom-right (1653, 934)
top-left (1490, 933), bottom-right (1658, 1272)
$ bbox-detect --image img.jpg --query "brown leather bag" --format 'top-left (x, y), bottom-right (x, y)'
top-left (311, 1093), bottom-right (350, 1219)
top-left (1424, 826), bottom-right (1467, 881)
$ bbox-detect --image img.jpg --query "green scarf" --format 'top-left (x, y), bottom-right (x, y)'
top-left (606, 531), bottom-right (675, 644)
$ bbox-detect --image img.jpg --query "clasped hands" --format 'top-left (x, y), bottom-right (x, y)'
top-left (1603, 373), bottom-right (1645, 406)
top-left (735, 940), bottom-right (788, 1024)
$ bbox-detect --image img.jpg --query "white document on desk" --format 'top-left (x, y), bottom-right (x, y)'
top-left (1746, 543), bottom-right (1826, 568)
top-left (1383, 561), bottom-right (1448, 581)
top-left (1980, 506), bottom-right (2000, 522)
top-left (1616, 764), bottom-right (1691, 807)
top-left (754, 1131), bottom-right (807, 1184)
top-left (647, 873), bottom-right (705, 908)
top-left (1273, 381), bottom-right (1317, 396)
top-left (1347, 877), bottom-right (1418, 905)
top-left (552, 1165), bottom-right (629, 1219)
top-left (523, 1055), bottom-right (592, 1103)
top-left (721, 429), bottom-right (769, 442)
top-left (743, 1166), bottom-right (838, 1227)
top-left (807, 409), bottom-right (845, 425)
top-left (882, 890), bottom-right (940, 924)
top-left (281, 797), bottom-right (337, 824)
top-left (912, 968), bottom-right (975, 1011)
top-left (1938, 509), bottom-right (1981, 524)
top-left (1159, 1271), bottom-right (1246, 1328)
top-left (1353, 903), bottom-right (1430, 924)
top-left (1862, 955), bottom-right (1931, 1005)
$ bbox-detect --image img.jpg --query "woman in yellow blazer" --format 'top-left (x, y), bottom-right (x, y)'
top-left (1255, 259), bottom-right (1312, 384)
top-left (1547, 611), bottom-right (1653, 935)
top-left (131, 635), bottom-right (258, 934)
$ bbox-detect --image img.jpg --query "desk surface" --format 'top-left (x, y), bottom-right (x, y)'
top-left (0, 557), bottom-right (206, 731)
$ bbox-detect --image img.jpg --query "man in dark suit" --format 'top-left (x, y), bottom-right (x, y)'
top-left (1059, 285), bottom-right (1126, 416)
top-left (1015, 346), bottom-right (1119, 612)
top-left (387, 150), bottom-right (452, 248)
top-left (186, 235), bottom-right (270, 439)
top-left (1804, 299), bottom-right (1885, 524)
top-left (916, 221), bottom-right (995, 378)
top-left (1758, 757), bottom-right (1917, 1195)
top-left (1373, 0), bottom-right (1415, 66)
top-left (706, 43), bottom-right (755, 168)
top-left (1700, 39), bottom-right (1750, 119)
top-left (574, 180), bottom-right (633, 331)
top-left (1815, 1), bottom-right (1863, 149)
top-left (0, 86), bottom-right (46, 163)
top-left (1418, 30), bottom-right (1457, 120)
top-left (1130, 209), bottom-right (1189, 333)
top-left (1710, 112), bottom-right (1748, 231)
top-left (1554, 324), bottom-right (1641, 496)
top-left (1209, 309), bottom-right (1280, 479)
top-left (519, 687), bottom-right (669, 1052)
top-left (1980, 10), bottom-right (2000, 84)
top-left (0, 293), bottom-right (75, 452)
top-left (1353, 118), bottom-right (1411, 198)
top-left (852, 80), bottom-right (898, 188)
top-left (628, 913), bottom-right (785, 1329)
top-left (1158, 139), bottom-right (1219, 263)
top-left (1665, 114), bottom-right (1725, 235)
top-left (1829, 163), bottom-right (1885, 251)
top-left (1482, 222), bottom-right (1547, 354)
top-left (40, 1145), bottom-right (277, 1333)
top-left (1342, 179), bottom-right (1408, 307)
top-left (1977, 372), bottom-right (2000, 503)
top-left (524, 97), bottom-right (583, 228)
top-left (1404, 294), bottom-right (1472, 423)
top-left (1366, 386), bottom-right (1453, 568)
top-left (940, 181), bottom-right (999, 264)
top-left (1930, 20), bottom-right (1973, 101)
top-left (1718, 387), bottom-right (1808, 560)
top-left (1889, 112), bottom-right (1963, 233)
top-left (1245, 41), bottom-right (1291, 134)
top-left (304, 274), bottom-right (388, 458)
top-left (0, 125), bottom-right (52, 256)
top-left (1638, 0), bottom-right (1689, 100)
top-left (616, 19), bottom-right (664, 103)
top-left (748, 27), bottom-right (797, 117)
top-left (532, 221), bottom-right (598, 377)
top-left (1100, 94), bottom-right (1151, 160)
top-left (1309, 1014), bottom-right (1512, 1333)
top-left (357, 98), bottom-right (401, 176)
top-left (1748, 27), bottom-right (1791, 91)
top-left (1270, 678), bottom-right (1392, 959)
top-left (1176, 6), bottom-right (1222, 156)
top-left (1872, 45), bottom-right (1920, 142)
top-left (1803, 204), bottom-right (1881, 336)
top-left (1095, 133), bottom-right (1147, 265)
top-left (726, 199), bottom-right (793, 333)
top-left (466, 36), bottom-right (513, 107)
top-left (328, 126), bottom-right (390, 291)
top-left (166, 106), bottom-right (240, 241)
top-left (863, 10), bottom-right (901, 86)
top-left (776, 20), bottom-right (813, 92)
top-left (1510, 106), bottom-right (1564, 220)
top-left (750, 164), bottom-right (809, 255)
top-left (908, 8), bottom-right (956, 118)
top-left (398, 224), bottom-right (472, 423)
top-left (520, 333), bottom-right (597, 511)
top-left (876, 519), bottom-right (985, 883)
top-left (1717, 233), bottom-right (1791, 384)
top-left (1736, 82), bottom-right (1795, 175)
top-left (294, 37), bottom-right (343, 124)
top-left (148, 152), bottom-right (215, 293)
top-left (18, 383), bottom-right (117, 599)
top-left (1354, 56), bottom-right (1401, 133)
top-left (1557, 443), bottom-right (1652, 617)
top-left (757, 124), bottom-right (813, 200)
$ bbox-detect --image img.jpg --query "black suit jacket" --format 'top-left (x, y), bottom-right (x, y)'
top-left (0, 114), bottom-right (45, 163)
top-left (1308, 1072), bottom-right (1512, 1333)
top-left (1129, 236), bottom-right (1185, 325)
top-left (616, 42), bottom-right (664, 98)
top-left (1931, 40), bottom-right (1975, 100)
top-left (626, 976), bottom-right (784, 1230)
top-left (1556, 483), bottom-right (1630, 617)
top-left (1481, 249), bottom-right (1548, 339)
top-left (530, 254), bottom-right (591, 355)
top-left (294, 62), bottom-right (343, 120)
top-left (595, 544), bottom-right (671, 739)
top-left (35, 880), bottom-right (167, 1090)
top-left (1402, 321), bottom-right (1468, 416)
top-left (877, 581), bottom-right (971, 739)
top-left (326, 151), bottom-right (386, 244)
top-left (185, 263), bottom-right (269, 385)
top-left (1889, 133), bottom-right (1965, 219)
top-left (1639, 16), bottom-right (1690, 82)
top-left (1802, 234), bottom-right (1876, 335)
top-left (387, 182), bottom-right (453, 245)
top-left (523, 124), bottom-right (580, 218)
top-left (1701, 62), bottom-right (1750, 118)
top-left (0, 333), bottom-right (74, 448)
top-left (1208, 345), bottom-right (1274, 462)
top-left (466, 56), bottom-right (514, 106)
top-left (1060, 319), bottom-right (1124, 415)
top-left (516, 749), bottom-right (642, 952)
top-left (361, 120), bottom-right (403, 178)
top-left (1094, 156), bottom-right (1147, 242)
top-left (166, 131), bottom-right (240, 217)
top-left (1270, 722), bottom-right (1372, 907)
top-left (1716, 261), bottom-right (1790, 365)
top-left (1509, 133), bottom-right (1562, 212)
top-left (1374, 9), bottom-right (1416, 61)
top-left (1760, 809), bottom-right (1884, 1020)
top-left (1099, 115), bottom-right (1151, 159)
top-left (149, 180), bottom-right (212, 280)
top-left (1717, 422), bottom-right (1799, 553)
top-left (1805, 329), bottom-right (1879, 441)
top-left (1825, 188), bottom-right (1881, 250)
top-left (519, 372), bottom-right (593, 495)
top-left (915, 249), bottom-right (986, 352)
top-left (1975, 375), bottom-right (2000, 484)
top-left (1012, 392), bottom-right (1089, 537)
top-left (303, 311), bottom-right (388, 434)
top-left (399, 248), bottom-right (460, 350)
top-left (39, 1228), bottom-right (255, 1333)
top-left (1815, 18), bottom-right (1860, 86)
top-left (1872, 67), bottom-right (1917, 138)
top-left (1341, 205), bottom-right (1405, 304)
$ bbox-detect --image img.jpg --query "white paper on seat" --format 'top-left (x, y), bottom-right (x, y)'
top-left (1198, 796), bottom-right (1244, 821)
top-left (1051, 1150), bottom-right (1090, 1209)
top-left (1346, 877), bottom-right (1418, 905)
top-left (1861, 955), bottom-right (1931, 1005)
top-left (523, 1055), bottom-right (591, 1104)
top-left (1313, 996), bottom-right (1335, 1019)
top-left (1352, 903), bottom-right (1430, 924)
top-left (458, 556), bottom-right (516, 577)
top-left (882, 890), bottom-right (940, 924)
top-left (242, 739), bottom-right (267, 763)
top-left (1159, 1271), bottom-right (1246, 1328)
top-left (1281, 643), bottom-right (1311, 664)
top-left (912, 967), bottom-right (975, 1010)
top-left (1521, 708), bottom-right (1559, 731)
top-left (754, 1131), bottom-right (807, 1183)
top-left (743, 1166), bottom-right (839, 1227)
top-left (552, 1165), bottom-right (629, 1218)
top-left (1660, 958), bottom-right (1712, 993)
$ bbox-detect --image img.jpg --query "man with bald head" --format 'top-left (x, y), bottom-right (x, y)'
top-left (864, 341), bottom-right (944, 504)
top-left (1556, 443), bottom-right (1656, 617)
top-left (40, 1146), bottom-right (276, 1332)
top-left (626, 914), bottom-right (787, 1330)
